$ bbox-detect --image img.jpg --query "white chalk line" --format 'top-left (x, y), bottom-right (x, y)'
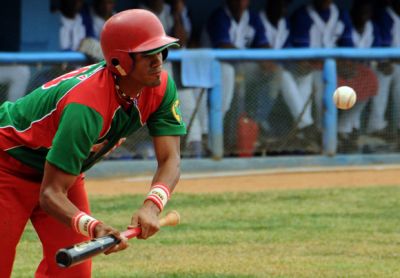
top-left (120, 164), bottom-right (400, 182)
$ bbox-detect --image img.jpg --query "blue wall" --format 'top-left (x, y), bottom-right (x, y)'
top-left (21, 0), bottom-right (59, 51)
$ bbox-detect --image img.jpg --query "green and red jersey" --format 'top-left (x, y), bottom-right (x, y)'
top-left (0, 61), bottom-right (186, 175)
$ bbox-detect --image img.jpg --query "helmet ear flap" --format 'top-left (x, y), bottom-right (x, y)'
top-left (111, 58), bottom-right (127, 76)
top-left (111, 55), bottom-right (133, 76)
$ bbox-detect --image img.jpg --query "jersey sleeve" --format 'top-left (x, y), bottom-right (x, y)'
top-left (147, 75), bottom-right (187, 137)
top-left (46, 103), bottom-right (103, 175)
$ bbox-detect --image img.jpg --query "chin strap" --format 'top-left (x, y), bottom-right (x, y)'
top-left (112, 58), bottom-right (127, 76)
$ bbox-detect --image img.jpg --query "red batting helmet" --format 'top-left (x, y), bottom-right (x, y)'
top-left (100, 9), bottom-right (180, 76)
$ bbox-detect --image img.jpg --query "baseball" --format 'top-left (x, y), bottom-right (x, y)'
top-left (333, 86), bottom-right (357, 110)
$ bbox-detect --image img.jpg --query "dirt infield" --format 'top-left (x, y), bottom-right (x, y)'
top-left (85, 165), bottom-right (400, 195)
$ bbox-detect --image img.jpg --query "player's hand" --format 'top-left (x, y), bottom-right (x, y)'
top-left (295, 61), bottom-right (312, 75)
top-left (129, 201), bottom-right (161, 239)
top-left (260, 61), bottom-right (279, 71)
top-left (93, 222), bottom-right (129, 255)
top-left (337, 60), bottom-right (356, 79)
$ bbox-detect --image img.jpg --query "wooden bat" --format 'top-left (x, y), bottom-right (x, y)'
top-left (56, 210), bottom-right (180, 268)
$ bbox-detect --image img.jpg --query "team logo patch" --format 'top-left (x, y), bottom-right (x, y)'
top-left (172, 100), bottom-right (182, 123)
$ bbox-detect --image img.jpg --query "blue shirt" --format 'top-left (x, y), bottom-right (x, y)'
top-left (374, 7), bottom-right (400, 47)
top-left (290, 4), bottom-right (354, 48)
top-left (206, 6), bottom-right (268, 49)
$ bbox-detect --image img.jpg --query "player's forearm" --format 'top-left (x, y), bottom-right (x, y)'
top-left (151, 157), bottom-right (181, 192)
top-left (150, 136), bottom-right (182, 209)
top-left (40, 162), bottom-right (82, 227)
top-left (39, 188), bottom-right (80, 226)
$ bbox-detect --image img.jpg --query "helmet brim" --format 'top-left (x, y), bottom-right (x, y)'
top-left (142, 42), bottom-right (180, 55)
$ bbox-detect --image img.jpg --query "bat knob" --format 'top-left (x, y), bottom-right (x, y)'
top-left (159, 210), bottom-right (180, 226)
top-left (56, 249), bottom-right (73, 268)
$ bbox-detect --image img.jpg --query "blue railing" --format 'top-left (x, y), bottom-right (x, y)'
top-left (2, 48), bottom-right (400, 159)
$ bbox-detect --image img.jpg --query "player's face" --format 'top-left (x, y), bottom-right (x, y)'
top-left (145, 0), bottom-right (165, 14)
top-left (313, 0), bottom-right (332, 10)
top-left (94, 0), bottom-right (115, 18)
top-left (267, 0), bottom-right (288, 18)
top-left (129, 52), bottom-right (163, 87)
top-left (227, 0), bottom-right (250, 19)
top-left (358, 4), bottom-right (372, 23)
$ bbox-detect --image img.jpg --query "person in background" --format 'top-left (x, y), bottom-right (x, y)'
top-left (290, 0), bottom-right (354, 141)
top-left (336, 0), bottom-right (380, 152)
top-left (0, 9), bottom-right (185, 277)
top-left (78, 0), bottom-right (116, 62)
top-left (59, 0), bottom-right (86, 51)
top-left (82, 0), bottom-right (115, 40)
top-left (258, 0), bottom-right (316, 150)
top-left (140, 0), bottom-right (175, 34)
top-left (167, 0), bottom-right (207, 157)
top-left (27, 0), bottom-right (90, 113)
top-left (366, 0), bottom-right (400, 144)
top-left (204, 0), bottom-right (278, 156)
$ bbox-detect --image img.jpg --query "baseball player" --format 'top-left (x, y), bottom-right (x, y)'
top-left (0, 9), bottom-right (186, 278)
top-left (366, 0), bottom-right (400, 139)
top-left (337, 0), bottom-right (380, 152)
top-left (259, 0), bottom-right (315, 146)
top-left (290, 0), bottom-right (354, 131)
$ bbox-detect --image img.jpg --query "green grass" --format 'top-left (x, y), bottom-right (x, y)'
top-left (13, 185), bottom-right (400, 277)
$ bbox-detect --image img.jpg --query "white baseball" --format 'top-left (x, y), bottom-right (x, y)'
top-left (333, 86), bottom-right (357, 110)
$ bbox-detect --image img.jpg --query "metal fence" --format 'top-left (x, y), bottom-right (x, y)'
top-left (1, 48), bottom-right (400, 160)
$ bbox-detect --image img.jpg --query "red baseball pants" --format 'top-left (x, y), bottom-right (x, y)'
top-left (0, 151), bottom-right (92, 277)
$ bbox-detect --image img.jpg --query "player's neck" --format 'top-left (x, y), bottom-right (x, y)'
top-left (115, 76), bottom-right (143, 99)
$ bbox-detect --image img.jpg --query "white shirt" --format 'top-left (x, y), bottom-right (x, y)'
top-left (59, 13), bottom-right (86, 51)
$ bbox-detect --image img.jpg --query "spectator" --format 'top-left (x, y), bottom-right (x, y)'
top-left (204, 0), bottom-right (279, 156)
top-left (259, 0), bottom-right (316, 149)
top-left (82, 0), bottom-right (115, 40)
top-left (140, 0), bottom-right (175, 34)
top-left (78, 0), bottom-right (116, 62)
top-left (27, 0), bottom-right (88, 100)
top-left (168, 0), bottom-right (207, 157)
top-left (290, 0), bottom-right (354, 138)
top-left (337, 0), bottom-right (380, 152)
top-left (58, 0), bottom-right (86, 51)
top-left (366, 0), bottom-right (400, 142)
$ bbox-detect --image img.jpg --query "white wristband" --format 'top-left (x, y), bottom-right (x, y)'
top-left (145, 184), bottom-right (171, 211)
top-left (72, 212), bottom-right (100, 238)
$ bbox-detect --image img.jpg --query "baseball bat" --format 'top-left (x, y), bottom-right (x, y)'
top-left (56, 210), bottom-right (180, 268)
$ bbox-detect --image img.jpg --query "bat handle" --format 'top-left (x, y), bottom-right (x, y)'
top-left (121, 227), bottom-right (142, 239)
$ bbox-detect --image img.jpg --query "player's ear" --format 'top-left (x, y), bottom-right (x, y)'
top-left (128, 53), bottom-right (136, 68)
